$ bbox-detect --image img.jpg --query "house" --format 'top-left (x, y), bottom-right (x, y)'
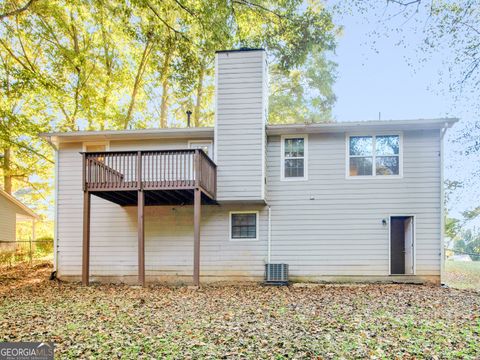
top-left (449, 254), bottom-right (472, 262)
top-left (41, 49), bottom-right (458, 286)
top-left (0, 189), bottom-right (38, 252)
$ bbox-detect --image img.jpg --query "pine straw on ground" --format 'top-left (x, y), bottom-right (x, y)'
top-left (0, 263), bottom-right (479, 359)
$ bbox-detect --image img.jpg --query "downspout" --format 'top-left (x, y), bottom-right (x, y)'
top-left (440, 124), bottom-right (448, 285)
top-left (45, 137), bottom-right (59, 273)
top-left (267, 205), bottom-right (271, 263)
top-left (53, 146), bottom-right (59, 273)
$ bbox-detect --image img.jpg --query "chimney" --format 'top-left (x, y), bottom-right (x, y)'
top-left (214, 49), bottom-right (267, 202)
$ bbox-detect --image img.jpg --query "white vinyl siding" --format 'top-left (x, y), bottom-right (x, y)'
top-left (56, 139), bottom-right (268, 279)
top-left (215, 50), bottom-right (267, 201)
top-left (0, 196), bottom-right (17, 250)
top-left (55, 129), bottom-right (441, 282)
top-left (267, 130), bottom-right (440, 278)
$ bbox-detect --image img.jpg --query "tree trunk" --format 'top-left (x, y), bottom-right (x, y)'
top-left (194, 64), bottom-right (205, 127)
top-left (124, 39), bottom-right (152, 129)
top-left (160, 80), bottom-right (169, 128)
top-left (159, 49), bottom-right (173, 128)
top-left (3, 147), bottom-right (12, 194)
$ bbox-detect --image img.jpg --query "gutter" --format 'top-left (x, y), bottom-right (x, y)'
top-left (43, 137), bottom-right (59, 273)
top-left (267, 205), bottom-right (272, 263)
top-left (439, 123), bottom-right (450, 285)
top-left (53, 146), bottom-right (59, 273)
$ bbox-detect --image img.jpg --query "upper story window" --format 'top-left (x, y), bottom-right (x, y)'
top-left (281, 135), bottom-right (308, 181)
top-left (348, 134), bottom-right (401, 178)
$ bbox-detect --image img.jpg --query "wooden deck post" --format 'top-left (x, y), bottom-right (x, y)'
top-left (82, 191), bottom-right (91, 286)
top-left (138, 190), bottom-right (145, 286)
top-left (193, 188), bottom-right (201, 287)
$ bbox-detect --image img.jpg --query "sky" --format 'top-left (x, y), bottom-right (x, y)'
top-left (327, 1), bottom-right (479, 224)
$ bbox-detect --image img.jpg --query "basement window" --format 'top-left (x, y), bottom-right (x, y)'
top-left (230, 212), bottom-right (259, 241)
top-left (347, 134), bottom-right (402, 178)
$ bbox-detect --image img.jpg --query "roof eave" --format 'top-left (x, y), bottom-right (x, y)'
top-left (266, 118), bottom-right (459, 135)
top-left (40, 127), bottom-right (215, 145)
top-left (0, 189), bottom-right (39, 219)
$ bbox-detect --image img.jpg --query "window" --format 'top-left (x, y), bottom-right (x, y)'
top-left (83, 142), bottom-right (109, 162)
top-left (281, 135), bottom-right (307, 180)
top-left (348, 134), bottom-right (401, 177)
top-left (188, 140), bottom-right (213, 159)
top-left (83, 142), bottom-right (109, 152)
top-left (230, 212), bottom-right (259, 241)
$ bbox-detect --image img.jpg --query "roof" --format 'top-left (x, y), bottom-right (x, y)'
top-left (0, 189), bottom-right (38, 219)
top-left (216, 48), bottom-right (265, 53)
top-left (40, 127), bottom-right (214, 147)
top-left (40, 118), bottom-right (458, 146)
top-left (266, 118), bottom-right (458, 135)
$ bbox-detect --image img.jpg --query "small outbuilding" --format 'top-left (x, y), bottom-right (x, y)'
top-left (0, 189), bottom-right (38, 252)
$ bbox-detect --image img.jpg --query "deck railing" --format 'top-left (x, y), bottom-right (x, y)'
top-left (82, 149), bottom-right (216, 198)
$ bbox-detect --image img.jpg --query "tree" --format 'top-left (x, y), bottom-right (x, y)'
top-left (0, 0), bottom-right (340, 222)
top-left (453, 229), bottom-right (480, 261)
top-left (338, 0), bottom-right (480, 221)
top-left (269, 46), bottom-right (337, 124)
top-left (0, 0), bottom-right (37, 21)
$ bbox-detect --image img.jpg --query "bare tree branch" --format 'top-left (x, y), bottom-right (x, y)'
top-left (0, 0), bottom-right (37, 21)
top-left (145, 1), bottom-right (190, 42)
top-left (233, 0), bottom-right (284, 19)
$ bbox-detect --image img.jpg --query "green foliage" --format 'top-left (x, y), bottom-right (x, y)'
top-left (269, 47), bottom-right (337, 124)
top-left (445, 261), bottom-right (480, 290)
top-left (0, 0), bottom-right (339, 225)
top-left (453, 229), bottom-right (480, 261)
top-left (33, 236), bottom-right (54, 254)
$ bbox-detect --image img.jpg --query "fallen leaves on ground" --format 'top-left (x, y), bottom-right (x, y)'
top-left (0, 263), bottom-right (479, 359)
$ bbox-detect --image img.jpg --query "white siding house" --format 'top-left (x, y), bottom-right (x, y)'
top-left (0, 189), bottom-right (38, 252)
top-left (42, 49), bottom-right (457, 286)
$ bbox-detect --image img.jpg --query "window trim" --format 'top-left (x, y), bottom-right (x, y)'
top-left (229, 211), bottom-right (259, 242)
top-left (345, 132), bottom-right (403, 179)
top-left (188, 140), bottom-right (213, 158)
top-left (82, 141), bottom-right (110, 152)
top-left (280, 134), bottom-right (308, 181)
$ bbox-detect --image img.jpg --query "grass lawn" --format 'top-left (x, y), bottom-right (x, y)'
top-left (445, 261), bottom-right (480, 290)
top-left (1, 263), bottom-right (479, 359)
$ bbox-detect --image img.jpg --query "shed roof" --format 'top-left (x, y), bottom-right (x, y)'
top-left (0, 189), bottom-right (38, 220)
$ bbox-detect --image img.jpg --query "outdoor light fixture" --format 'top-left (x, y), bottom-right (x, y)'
top-left (382, 219), bottom-right (387, 226)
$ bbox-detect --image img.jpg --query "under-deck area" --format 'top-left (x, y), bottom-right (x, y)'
top-left (81, 149), bottom-right (217, 287)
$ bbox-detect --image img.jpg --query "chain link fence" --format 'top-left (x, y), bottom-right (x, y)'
top-left (0, 238), bottom-right (53, 267)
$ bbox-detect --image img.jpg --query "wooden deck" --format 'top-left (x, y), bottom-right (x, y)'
top-left (82, 149), bottom-right (217, 205)
top-left (80, 149), bottom-right (217, 287)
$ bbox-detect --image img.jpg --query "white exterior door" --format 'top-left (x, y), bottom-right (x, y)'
top-left (404, 217), bottom-right (414, 275)
top-left (188, 140), bottom-right (213, 159)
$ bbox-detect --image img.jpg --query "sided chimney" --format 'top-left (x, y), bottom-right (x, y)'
top-left (214, 49), bottom-right (267, 202)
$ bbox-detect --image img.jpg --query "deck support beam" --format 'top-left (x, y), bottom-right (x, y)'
top-left (82, 191), bottom-right (91, 286)
top-left (138, 190), bottom-right (145, 287)
top-left (193, 188), bottom-right (201, 287)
